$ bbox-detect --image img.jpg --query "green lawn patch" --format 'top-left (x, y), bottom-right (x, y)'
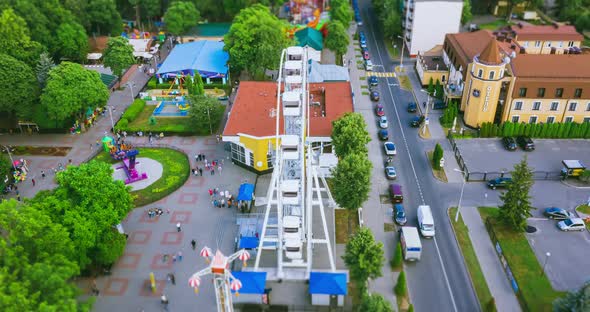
top-left (359, 76), bottom-right (366, 80)
top-left (448, 207), bottom-right (494, 310)
top-left (383, 38), bottom-right (397, 60)
top-left (94, 148), bottom-right (190, 207)
top-left (577, 204), bottom-right (590, 214)
top-left (398, 75), bottom-right (412, 91)
top-left (478, 19), bottom-right (514, 30)
top-left (427, 151), bottom-right (448, 182)
top-left (362, 91), bottom-right (369, 96)
top-left (478, 207), bottom-right (565, 312)
top-left (335, 209), bottom-right (359, 244)
top-left (117, 105), bottom-right (197, 135)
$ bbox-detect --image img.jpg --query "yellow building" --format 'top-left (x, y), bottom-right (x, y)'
top-left (506, 23), bottom-right (583, 55)
top-left (415, 45), bottom-right (449, 86)
top-left (222, 81), bottom-right (353, 173)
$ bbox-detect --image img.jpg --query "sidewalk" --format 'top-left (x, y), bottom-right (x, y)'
top-left (461, 206), bottom-right (522, 312)
top-left (403, 68), bottom-right (447, 140)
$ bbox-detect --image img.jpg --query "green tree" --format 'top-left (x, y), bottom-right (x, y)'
top-left (434, 79), bottom-right (443, 99)
top-left (498, 156), bottom-right (534, 231)
top-left (0, 8), bottom-right (46, 66)
top-left (54, 21), bottom-right (88, 62)
top-left (461, 0), bottom-right (473, 25)
top-left (394, 270), bottom-right (407, 296)
top-left (36, 52), bottom-right (56, 89)
top-left (359, 293), bottom-right (393, 312)
top-left (331, 112), bottom-right (371, 158)
top-left (41, 62), bottom-right (109, 124)
top-left (144, 0), bottom-right (162, 27)
top-left (553, 280), bottom-right (590, 311)
top-left (342, 227), bottom-right (385, 293)
top-left (332, 153), bottom-right (372, 233)
top-left (427, 77), bottom-right (434, 94)
top-left (0, 54), bottom-right (38, 119)
top-left (433, 143), bottom-right (443, 170)
top-left (0, 154), bottom-right (10, 191)
top-left (103, 37), bottom-right (136, 78)
top-left (186, 73), bottom-right (205, 96)
top-left (188, 95), bottom-right (225, 134)
top-left (163, 1), bottom-right (200, 36)
top-left (391, 241), bottom-right (403, 270)
top-left (330, 0), bottom-right (352, 27)
top-left (325, 21), bottom-right (350, 57)
top-left (381, 10), bottom-right (402, 40)
top-left (86, 0), bottom-right (123, 35)
top-left (224, 4), bottom-right (292, 77)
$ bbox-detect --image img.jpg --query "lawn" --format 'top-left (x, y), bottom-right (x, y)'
top-left (478, 19), bottom-right (514, 30)
top-left (94, 147), bottom-right (190, 207)
top-left (335, 209), bottom-right (360, 244)
top-left (122, 105), bottom-right (197, 134)
top-left (384, 38), bottom-right (397, 59)
top-left (427, 150), bottom-right (448, 182)
top-left (448, 207), bottom-right (494, 310)
top-left (577, 204), bottom-right (590, 214)
top-left (397, 75), bottom-right (412, 91)
top-left (478, 207), bottom-right (565, 312)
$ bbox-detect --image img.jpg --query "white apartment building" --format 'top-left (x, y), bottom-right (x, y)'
top-left (402, 0), bottom-right (463, 57)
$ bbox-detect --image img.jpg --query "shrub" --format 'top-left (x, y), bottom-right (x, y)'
top-left (408, 304), bottom-right (414, 312)
top-left (394, 271), bottom-right (407, 297)
top-left (433, 143), bottom-right (443, 170)
top-left (121, 99), bottom-right (146, 122)
top-left (579, 169), bottom-right (590, 183)
top-left (116, 118), bottom-right (128, 130)
top-left (391, 242), bottom-right (402, 270)
top-left (485, 297), bottom-right (497, 312)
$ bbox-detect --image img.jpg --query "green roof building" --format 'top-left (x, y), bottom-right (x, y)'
top-left (295, 27), bottom-right (323, 51)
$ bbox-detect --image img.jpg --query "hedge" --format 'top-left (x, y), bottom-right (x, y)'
top-left (146, 77), bottom-right (230, 91)
top-left (121, 99), bottom-right (146, 122)
top-left (479, 121), bottom-right (590, 139)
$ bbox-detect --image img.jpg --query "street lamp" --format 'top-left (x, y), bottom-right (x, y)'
top-left (126, 82), bottom-right (136, 102)
top-left (106, 106), bottom-right (115, 132)
top-left (541, 252), bottom-right (551, 276)
top-left (420, 89), bottom-right (434, 135)
top-left (397, 35), bottom-right (405, 69)
top-left (454, 169), bottom-right (466, 222)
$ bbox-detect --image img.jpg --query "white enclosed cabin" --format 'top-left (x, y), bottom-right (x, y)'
top-left (284, 61), bottom-right (302, 77)
top-left (283, 215), bottom-right (302, 240)
top-left (284, 238), bottom-right (303, 260)
top-left (282, 91), bottom-right (301, 116)
top-left (281, 135), bottom-right (299, 160)
top-left (281, 179), bottom-right (300, 205)
top-left (286, 46), bottom-right (303, 61)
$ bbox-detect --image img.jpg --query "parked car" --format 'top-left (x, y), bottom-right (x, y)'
top-left (384, 141), bottom-right (397, 155)
top-left (385, 166), bottom-right (397, 180)
top-left (363, 50), bottom-right (370, 60)
top-left (365, 59), bottom-right (373, 71)
top-left (378, 129), bottom-right (389, 140)
top-left (487, 177), bottom-right (512, 189)
top-left (544, 207), bottom-right (574, 220)
top-left (370, 91), bottom-right (380, 101)
top-left (410, 116), bottom-right (424, 127)
top-left (375, 104), bottom-right (385, 116)
top-left (433, 100), bottom-right (447, 110)
top-left (359, 31), bottom-right (366, 41)
top-left (502, 137), bottom-right (517, 151)
top-left (517, 136), bottom-right (535, 151)
top-left (379, 116), bottom-right (388, 129)
top-left (394, 204), bottom-right (407, 225)
top-left (360, 37), bottom-right (367, 48)
top-left (407, 102), bottom-right (417, 113)
top-left (368, 76), bottom-right (378, 86)
top-left (557, 218), bottom-right (586, 232)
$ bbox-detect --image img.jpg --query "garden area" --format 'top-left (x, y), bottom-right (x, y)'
top-left (93, 147), bottom-right (190, 207)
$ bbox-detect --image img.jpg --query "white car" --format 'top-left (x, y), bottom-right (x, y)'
top-left (557, 218), bottom-right (586, 232)
top-left (384, 142), bottom-right (396, 155)
top-left (379, 116), bottom-right (388, 129)
top-left (385, 166), bottom-right (397, 179)
top-left (365, 59), bottom-right (374, 71)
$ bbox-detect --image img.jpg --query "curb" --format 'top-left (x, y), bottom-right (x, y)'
top-left (560, 180), bottom-right (590, 189)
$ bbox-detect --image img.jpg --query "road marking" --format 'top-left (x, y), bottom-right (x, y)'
top-left (366, 8), bottom-right (458, 312)
top-left (367, 72), bottom-right (397, 78)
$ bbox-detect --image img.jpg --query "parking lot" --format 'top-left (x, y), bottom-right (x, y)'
top-left (455, 138), bottom-right (590, 174)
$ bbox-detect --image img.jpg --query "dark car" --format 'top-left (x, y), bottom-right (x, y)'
top-left (370, 91), bottom-right (380, 101)
top-left (378, 129), bottom-right (389, 140)
top-left (502, 137), bottom-right (517, 151)
top-left (359, 31), bottom-right (366, 40)
top-left (410, 116), bottom-right (424, 127)
top-left (544, 207), bottom-right (574, 220)
top-left (363, 50), bottom-right (370, 60)
top-left (368, 76), bottom-right (378, 86)
top-left (394, 204), bottom-right (407, 225)
top-left (517, 136), bottom-right (535, 151)
top-left (487, 177), bottom-right (512, 189)
top-left (407, 102), bottom-right (417, 113)
top-left (375, 104), bottom-right (385, 116)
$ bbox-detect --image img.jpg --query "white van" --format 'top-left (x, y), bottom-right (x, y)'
top-left (400, 227), bottom-right (422, 261)
top-left (417, 205), bottom-right (435, 238)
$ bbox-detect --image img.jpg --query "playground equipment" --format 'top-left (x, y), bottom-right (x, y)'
top-left (102, 136), bottom-right (148, 185)
top-left (11, 159), bottom-right (28, 183)
top-left (307, 9), bottom-right (321, 28)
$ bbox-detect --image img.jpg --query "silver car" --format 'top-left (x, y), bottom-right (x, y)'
top-left (557, 218), bottom-right (586, 232)
top-left (385, 166), bottom-right (397, 180)
top-left (379, 116), bottom-right (388, 129)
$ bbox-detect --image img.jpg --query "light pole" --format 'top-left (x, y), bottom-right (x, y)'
top-left (454, 169), bottom-right (466, 222)
top-left (420, 89), bottom-right (433, 135)
top-left (107, 106), bottom-right (115, 131)
top-left (541, 252), bottom-right (551, 276)
top-left (397, 35), bottom-right (405, 69)
top-left (126, 82), bottom-right (135, 102)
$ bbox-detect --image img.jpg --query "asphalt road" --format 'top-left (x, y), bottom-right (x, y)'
top-left (359, 1), bottom-right (480, 311)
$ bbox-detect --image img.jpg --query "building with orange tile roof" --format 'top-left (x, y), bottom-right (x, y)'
top-left (223, 81), bottom-right (353, 173)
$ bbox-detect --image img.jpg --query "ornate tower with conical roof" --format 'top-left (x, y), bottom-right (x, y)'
top-left (461, 38), bottom-right (508, 127)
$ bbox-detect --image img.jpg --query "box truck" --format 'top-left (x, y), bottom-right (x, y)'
top-left (400, 227), bottom-right (422, 261)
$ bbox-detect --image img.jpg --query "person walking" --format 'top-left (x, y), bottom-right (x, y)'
top-left (191, 239), bottom-right (196, 250)
top-left (41, 170), bottom-right (45, 179)
top-left (177, 251), bottom-right (183, 261)
top-left (31, 178), bottom-right (36, 186)
top-left (199, 168), bottom-right (203, 176)
top-left (92, 279), bottom-right (100, 296)
top-left (176, 222), bottom-right (181, 232)
top-left (218, 165), bottom-right (222, 174)
top-left (170, 273), bottom-right (176, 285)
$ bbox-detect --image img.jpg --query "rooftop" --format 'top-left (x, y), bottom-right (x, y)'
top-left (223, 81), bottom-right (353, 138)
top-left (508, 24), bottom-right (584, 41)
top-left (295, 27), bottom-right (323, 51)
top-left (308, 60), bottom-right (350, 82)
top-left (156, 40), bottom-right (229, 78)
top-left (510, 54), bottom-right (590, 79)
top-left (478, 39), bottom-right (502, 65)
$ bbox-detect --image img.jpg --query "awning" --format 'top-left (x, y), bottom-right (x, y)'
top-left (309, 272), bottom-right (348, 295)
top-left (87, 53), bottom-right (102, 60)
top-left (230, 271), bottom-right (266, 294)
top-left (239, 236), bottom-right (259, 249)
top-left (237, 183), bottom-right (254, 201)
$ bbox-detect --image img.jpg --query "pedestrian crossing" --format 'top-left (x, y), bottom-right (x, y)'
top-left (367, 72), bottom-right (397, 78)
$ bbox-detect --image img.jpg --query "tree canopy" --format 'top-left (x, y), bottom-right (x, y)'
top-left (553, 280), bottom-right (590, 312)
top-left (0, 8), bottom-right (46, 66)
top-left (461, 0), bottom-right (473, 25)
top-left (103, 36), bottom-right (136, 78)
top-left (359, 293), bottom-right (393, 312)
top-left (36, 52), bottom-right (56, 89)
top-left (0, 53), bottom-right (38, 119)
top-left (342, 227), bottom-right (385, 293)
top-left (331, 112), bottom-right (371, 158)
top-left (325, 21), bottom-right (350, 56)
top-left (55, 21), bottom-right (89, 62)
top-left (163, 1), bottom-right (200, 36)
top-left (41, 62), bottom-right (109, 123)
top-left (498, 156), bottom-right (534, 231)
top-left (188, 94), bottom-right (226, 135)
top-left (330, 0), bottom-right (352, 26)
top-left (224, 4), bottom-right (292, 76)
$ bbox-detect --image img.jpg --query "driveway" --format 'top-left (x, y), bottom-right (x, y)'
top-left (455, 138), bottom-right (590, 174)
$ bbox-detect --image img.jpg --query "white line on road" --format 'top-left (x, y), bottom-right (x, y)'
top-left (366, 8), bottom-right (458, 312)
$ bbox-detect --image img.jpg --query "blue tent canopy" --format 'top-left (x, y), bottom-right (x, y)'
top-left (309, 272), bottom-right (348, 295)
top-left (239, 236), bottom-right (259, 249)
top-left (237, 183), bottom-right (254, 201)
top-left (156, 40), bottom-right (229, 79)
top-left (231, 271), bottom-right (267, 294)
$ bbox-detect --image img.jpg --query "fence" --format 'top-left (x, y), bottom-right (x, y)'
top-left (484, 218), bottom-right (531, 312)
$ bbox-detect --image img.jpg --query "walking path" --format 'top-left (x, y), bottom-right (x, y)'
top-left (461, 206), bottom-right (522, 312)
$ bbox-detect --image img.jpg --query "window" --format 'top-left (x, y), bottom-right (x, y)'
top-left (555, 88), bottom-right (563, 98)
top-left (587, 103), bottom-right (590, 111)
top-left (565, 116), bottom-right (574, 123)
top-left (568, 41), bottom-right (575, 47)
top-left (523, 41), bottom-right (529, 48)
top-left (442, 75), bottom-right (446, 82)
top-left (537, 88), bottom-right (545, 97)
top-left (248, 151), bottom-right (254, 167)
top-left (231, 143), bottom-right (246, 165)
top-left (529, 116), bottom-right (538, 124)
top-left (519, 88), bottom-right (527, 97)
top-left (489, 71), bottom-right (495, 80)
top-left (535, 41), bottom-right (541, 47)
top-left (569, 102), bottom-right (577, 111)
top-left (550, 102), bottom-right (559, 111)
top-left (532, 101), bottom-right (541, 110)
top-left (574, 88), bottom-right (583, 98)
top-left (266, 152), bottom-right (274, 169)
top-left (477, 69), bottom-right (483, 78)
top-left (546, 42), bottom-right (552, 47)
top-left (512, 115), bottom-right (520, 123)
top-left (558, 41), bottom-right (563, 48)
top-left (514, 101), bottom-right (523, 110)
top-left (546, 116), bottom-right (555, 123)
top-left (584, 117), bottom-right (590, 123)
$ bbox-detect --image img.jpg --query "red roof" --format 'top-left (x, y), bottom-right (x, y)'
top-left (510, 24), bottom-right (583, 41)
top-left (223, 81), bottom-right (353, 138)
